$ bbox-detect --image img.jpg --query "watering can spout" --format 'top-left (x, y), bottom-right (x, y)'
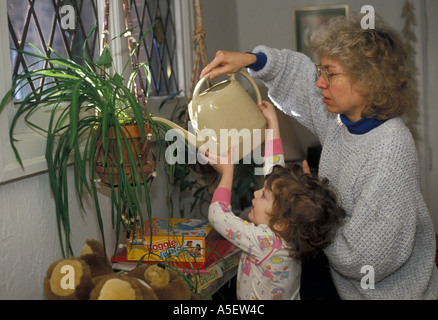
top-left (151, 116), bottom-right (200, 149)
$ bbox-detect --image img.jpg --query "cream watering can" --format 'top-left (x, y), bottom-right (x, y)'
top-left (152, 70), bottom-right (266, 161)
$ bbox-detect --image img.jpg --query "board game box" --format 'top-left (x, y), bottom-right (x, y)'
top-left (126, 218), bottom-right (217, 268)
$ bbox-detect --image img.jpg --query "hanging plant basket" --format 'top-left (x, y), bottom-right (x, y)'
top-left (94, 124), bottom-right (156, 186)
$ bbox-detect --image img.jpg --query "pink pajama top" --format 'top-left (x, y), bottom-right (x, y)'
top-left (208, 138), bottom-right (301, 300)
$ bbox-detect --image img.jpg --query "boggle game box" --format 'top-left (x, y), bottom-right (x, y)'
top-left (126, 218), bottom-right (217, 268)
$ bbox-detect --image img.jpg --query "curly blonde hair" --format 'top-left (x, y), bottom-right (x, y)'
top-left (265, 165), bottom-right (345, 262)
top-left (310, 14), bottom-right (416, 120)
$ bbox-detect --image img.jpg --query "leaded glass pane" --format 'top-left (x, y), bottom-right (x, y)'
top-left (130, 0), bottom-right (178, 96)
top-left (7, 0), bottom-right (99, 100)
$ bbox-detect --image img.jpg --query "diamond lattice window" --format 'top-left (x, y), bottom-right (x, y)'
top-left (129, 0), bottom-right (178, 96)
top-left (7, 0), bottom-right (99, 101)
top-left (8, 0), bottom-right (179, 99)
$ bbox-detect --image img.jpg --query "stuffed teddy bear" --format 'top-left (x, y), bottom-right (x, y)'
top-left (44, 239), bottom-right (118, 300)
top-left (43, 239), bottom-right (198, 300)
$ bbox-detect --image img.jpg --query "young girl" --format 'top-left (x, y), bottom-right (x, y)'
top-left (207, 101), bottom-right (345, 300)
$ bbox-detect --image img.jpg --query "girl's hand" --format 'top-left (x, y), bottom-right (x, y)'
top-left (257, 101), bottom-right (278, 129)
top-left (200, 50), bottom-right (256, 80)
top-left (201, 147), bottom-right (234, 191)
top-left (200, 147), bottom-right (234, 177)
top-left (258, 100), bottom-right (280, 140)
top-left (302, 160), bottom-right (311, 174)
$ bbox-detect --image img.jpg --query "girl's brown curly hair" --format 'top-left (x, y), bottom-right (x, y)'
top-left (265, 165), bottom-right (345, 262)
top-left (310, 13), bottom-right (416, 120)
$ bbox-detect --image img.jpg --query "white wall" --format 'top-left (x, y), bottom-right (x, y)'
top-left (0, 169), bottom-right (112, 299)
top-left (202, 0), bottom-right (438, 231)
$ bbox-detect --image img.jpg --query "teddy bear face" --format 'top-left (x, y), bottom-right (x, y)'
top-left (143, 263), bottom-right (170, 289)
top-left (49, 259), bottom-right (83, 297)
top-left (44, 258), bottom-right (93, 300)
top-left (90, 274), bottom-right (159, 300)
top-left (96, 278), bottom-right (137, 300)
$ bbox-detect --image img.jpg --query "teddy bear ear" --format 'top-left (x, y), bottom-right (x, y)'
top-left (44, 258), bottom-right (93, 300)
top-left (93, 277), bottom-right (137, 300)
top-left (81, 239), bottom-right (105, 257)
top-left (81, 242), bottom-right (94, 256)
top-left (79, 239), bottom-right (112, 278)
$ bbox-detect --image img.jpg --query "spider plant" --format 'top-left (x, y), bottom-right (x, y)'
top-left (0, 27), bottom-right (171, 259)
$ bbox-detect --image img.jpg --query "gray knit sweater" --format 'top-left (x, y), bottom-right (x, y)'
top-left (249, 45), bottom-right (438, 299)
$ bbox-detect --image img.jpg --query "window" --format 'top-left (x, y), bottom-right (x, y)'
top-left (0, 0), bottom-right (194, 183)
top-left (7, 0), bottom-right (100, 100)
top-left (130, 0), bottom-right (179, 95)
top-left (7, 0), bottom-right (179, 98)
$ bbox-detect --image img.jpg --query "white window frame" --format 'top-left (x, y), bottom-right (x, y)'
top-left (0, 0), bottom-right (194, 184)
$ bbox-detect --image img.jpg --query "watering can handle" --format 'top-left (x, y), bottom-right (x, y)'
top-left (192, 70), bottom-right (262, 105)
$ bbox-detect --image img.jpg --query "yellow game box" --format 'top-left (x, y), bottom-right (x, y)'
top-left (126, 218), bottom-right (217, 268)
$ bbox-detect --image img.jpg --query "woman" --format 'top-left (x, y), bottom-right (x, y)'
top-left (200, 14), bottom-right (438, 299)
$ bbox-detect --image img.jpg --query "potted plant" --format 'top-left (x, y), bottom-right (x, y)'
top-left (0, 26), bottom-right (172, 259)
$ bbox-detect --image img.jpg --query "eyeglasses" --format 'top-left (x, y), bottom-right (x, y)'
top-left (315, 64), bottom-right (345, 86)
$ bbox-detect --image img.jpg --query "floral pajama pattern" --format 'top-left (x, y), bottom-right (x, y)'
top-left (208, 139), bottom-right (301, 300)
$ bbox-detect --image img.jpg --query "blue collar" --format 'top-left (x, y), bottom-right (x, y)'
top-left (338, 114), bottom-right (386, 135)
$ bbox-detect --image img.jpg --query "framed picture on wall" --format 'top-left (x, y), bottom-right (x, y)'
top-left (293, 5), bottom-right (349, 62)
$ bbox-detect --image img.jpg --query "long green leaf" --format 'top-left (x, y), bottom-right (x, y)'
top-left (69, 81), bottom-right (82, 148)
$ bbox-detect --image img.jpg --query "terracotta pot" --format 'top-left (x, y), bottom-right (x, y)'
top-left (94, 124), bottom-right (156, 186)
